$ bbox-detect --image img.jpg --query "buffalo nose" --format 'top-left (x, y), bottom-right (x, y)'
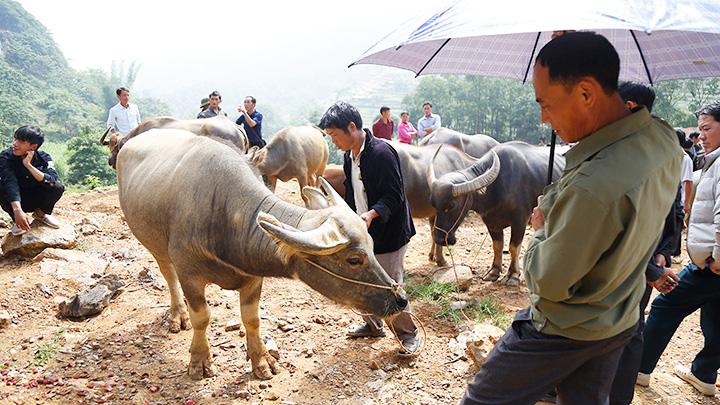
top-left (394, 287), bottom-right (408, 310)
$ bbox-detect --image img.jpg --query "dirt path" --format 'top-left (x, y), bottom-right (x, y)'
top-left (0, 181), bottom-right (714, 404)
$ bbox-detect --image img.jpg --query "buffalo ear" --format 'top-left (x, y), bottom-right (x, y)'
top-left (303, 187), bottom-right (330, 210)
top-left (257, 212), bottom-right (350, 260)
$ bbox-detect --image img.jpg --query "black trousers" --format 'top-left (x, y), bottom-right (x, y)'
top-left (461, 307), bottom-right (637, 405)
top-left (0, 182), bottom-right (64, 221)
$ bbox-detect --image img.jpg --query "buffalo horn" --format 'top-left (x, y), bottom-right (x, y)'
top-left (451, 150), bottom-right (501, 197)
top-left (426, 144), bottom-right (443, 189)
top-left (258, 212), bottom-right (350, 256)
top-left (99, 127), bottom-right (112, 146)
top-left (319, 177), bottom-right (351, 210)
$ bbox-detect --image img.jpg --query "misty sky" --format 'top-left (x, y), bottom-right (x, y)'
top-left (17, 0), bottom-right (444, 117)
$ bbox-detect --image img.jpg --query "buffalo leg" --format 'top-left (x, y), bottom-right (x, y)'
top-left (501, 223), bottom-right (525, 286)
top-left (427, 217), bottom-right (448, 267)
top-left (267, 175), bottom-right (278, 193)
top-left (155, 258), bottom-right (191, 333)
top-left (180, 277), bottom-right (217, 380)
top-left (239, 278), bottom-right (280, 379)
top-left (483, 228), bottom-right (504, 281)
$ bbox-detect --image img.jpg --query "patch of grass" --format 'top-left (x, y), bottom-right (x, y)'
top-left (404, 278), bottom-right (510, 330)
top-left (30, 328), bottom-right (65, 368)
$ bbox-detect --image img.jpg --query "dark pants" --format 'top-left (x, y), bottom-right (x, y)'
top-left (640, 264), bottom-right (720, 384)
top-left (671, 215), bottom-right (684, 256)
top-left (0, 182), bottom-right (64, 221)
top-left (461, 307), bottom-right (637, 405)
top-left (609, 285), bottom-right (653, 405)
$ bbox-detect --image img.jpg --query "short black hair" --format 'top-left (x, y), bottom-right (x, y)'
top-left (14, 125), bottom-right (44, 148)
top-left (689, 131), bottom-right (700, 140)
top-left (536, 32), bottom-right (620, 95)
top-left (618, 81), bottom-right (656, 112)
top-left (318, 101), bottom-right (363, 134)
top-left (400, 111), bottom-right (409, 116)
top-left (116, 86), bottom-right (130, 96)
top-left (696, 101), bottom-right (720, 122)
top-left (209, 91), bottom-right (222, 99)
top-left (245, 96), bottom-right (256, 104)
top-left (675, 128), bottom-right (688, 147)
top-left (423, 101), bottom-right (432, 108)
top-left (380, 106), bottom-right (390, 114)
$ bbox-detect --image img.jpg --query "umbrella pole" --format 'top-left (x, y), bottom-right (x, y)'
top-left (546, 130), bottom-right (557, 185)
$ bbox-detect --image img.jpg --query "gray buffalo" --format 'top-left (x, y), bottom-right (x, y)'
top-left (419, 127), bottom-right (500, 157)
top-left (248, 126), bottom-right (329, 194)
top-left (102, 116), bottom-right (249, 169)
top-left (117, 129), bottom-right (406, 380)
top-left (429, 141), bottom-right (565, 285)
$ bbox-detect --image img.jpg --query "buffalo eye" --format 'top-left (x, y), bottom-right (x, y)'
top-left (346, 257), bottom-right (364, 266)
top-left (445, 203), bottom-right (455, 213)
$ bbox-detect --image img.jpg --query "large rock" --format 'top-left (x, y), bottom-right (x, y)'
top-left (432, 265), bottom-right (474, 291)
top-left (58, 273), bottom-right (126, 318)
top-left (1, 221), bottom-right (77, 257)
top-left (463, 323), bottom-right (506, 369)
top-left (33, 248), bottom-right (108, 285)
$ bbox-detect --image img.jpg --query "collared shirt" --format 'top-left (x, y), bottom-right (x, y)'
top-left (198, 107), bottom-right (227, 119)
top-left (350, 142), bottom-right (368, 214)
top-left (106, 102), bottom-right (141, 135)
top-left (418, 113), bottom-right (441, 135)
top-left (372, 118), bottom-right (394, 140)
top-left (523, 107), bottom-right (681, 341)
top-left (236, 111), bottom-right (264, 146)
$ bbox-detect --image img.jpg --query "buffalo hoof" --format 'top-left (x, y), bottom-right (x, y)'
top-left (252, 352), bottom-right (281, 380)
top-left (483, 268), bottom-right (502, 282)
top-left (502, 274), bottom-right (520, 286)
top-left (168, 311), bottom-right (192, 333)
top-left (429, 251), bottom-right (447, 267)
top-left (188, 356), bottom-right (217, 380)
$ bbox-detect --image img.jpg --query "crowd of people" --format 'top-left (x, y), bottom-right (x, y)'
top-left (1, 30), bottom-right (718, 403)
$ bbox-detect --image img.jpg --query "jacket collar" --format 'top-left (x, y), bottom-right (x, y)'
top-left (564, 106), bottom-right (653, 171)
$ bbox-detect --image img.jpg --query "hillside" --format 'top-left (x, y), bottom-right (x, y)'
top-left (0, 182), bottom-right (714, 404)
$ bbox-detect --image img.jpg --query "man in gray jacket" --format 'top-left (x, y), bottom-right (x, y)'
top-left (639, 100), bottom-right (720, 397)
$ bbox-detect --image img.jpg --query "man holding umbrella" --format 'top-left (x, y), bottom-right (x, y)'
top-left (461, 32), bottom-right (681, 404)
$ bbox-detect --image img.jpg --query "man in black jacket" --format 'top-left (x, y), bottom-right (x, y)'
top-left (319, 101), bottom-right (419, 356)
top-left (0, 125), bottom-right (64, 236)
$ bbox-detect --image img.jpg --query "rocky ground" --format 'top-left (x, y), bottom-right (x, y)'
top-left (0, 180), bottom-right (715, 404)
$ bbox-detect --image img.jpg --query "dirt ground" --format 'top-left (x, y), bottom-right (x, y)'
top-left (0, 180), bottom-right (715, 404)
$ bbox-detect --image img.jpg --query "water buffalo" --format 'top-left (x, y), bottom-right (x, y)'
top-left (117, 129), bottom-right (406, 380)
top-left (429, 141), bottom-right (565, 285)
top-left (419, 127), bottom-right (500, 157)
top-left (248, 126), bottom-right (329, 194)
top-left (324, 140), bottom-right (489, 267)
top-left (102, 116), bottom-right (249, 169)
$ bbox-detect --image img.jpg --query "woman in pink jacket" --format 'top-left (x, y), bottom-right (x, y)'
top-left (397, 111), bottom-right (417, 144)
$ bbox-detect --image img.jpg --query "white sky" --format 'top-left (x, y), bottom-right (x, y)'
top-left (17, 0), bottom-right (446, 116)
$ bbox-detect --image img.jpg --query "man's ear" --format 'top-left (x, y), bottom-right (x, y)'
top-left (30, 144), bottom-right (39, 151)
top-left (577, 80), bottom-right (597, 106)
top-left (347, 122), bottom-right (357, 133)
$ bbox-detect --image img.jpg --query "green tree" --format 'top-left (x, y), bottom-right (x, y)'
top-left (135, 97), bottom-right (172, 119)
top-left (66, 126), bottom-right (116, 186)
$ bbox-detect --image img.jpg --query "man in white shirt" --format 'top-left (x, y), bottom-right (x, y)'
top-left (417, 101), bottom-right (441, 137)
top-left (106, 87), bottom-right (141, 136)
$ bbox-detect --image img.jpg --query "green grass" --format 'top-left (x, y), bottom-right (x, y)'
top-left (30, 328), bottom-right (65, 368)
top-left (41, 141), bottom-right (69, 181)
top-left (404, 278), bottom-right (510, 330)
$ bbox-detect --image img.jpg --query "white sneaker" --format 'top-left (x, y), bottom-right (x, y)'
top-left (674, 365), bottom-right (716, 396)
top-left (32, 212), bottom-right (60, 229)
top-left (10, 223), bottom-right (26, 236)
top-left (636, 372), bottom-right (651, 387)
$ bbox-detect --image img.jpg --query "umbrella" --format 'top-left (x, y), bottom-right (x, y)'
top-left (349, 0), bottom-right (720, 183)
top-left (350, 0), bottom-right (720, 84)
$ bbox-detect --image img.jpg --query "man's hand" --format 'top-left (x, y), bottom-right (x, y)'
top-left (22, 150), bottom-right (34, 167)
top-left (360, 209), bottom-right (379, 229)
top-left (654, 253), bottom-right (667, 268)
top-left (237, 107), bottom-right (246, 114)
top-left (13, 209), bottom-right (30, 232)
top-left (648, 268), bottom-right (680, 293)
top-left (531, 195), bottom-right (545, 231)
top-left (708, 258), bottom-right (720, 275)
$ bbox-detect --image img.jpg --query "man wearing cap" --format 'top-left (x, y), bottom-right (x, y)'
top-left (461, 32), bottom-right (680, 404)
top-left (197, 97), bottom-right (210, 119)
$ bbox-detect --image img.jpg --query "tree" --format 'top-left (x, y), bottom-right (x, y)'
top-left (66, 126), bottom-right (116, 186)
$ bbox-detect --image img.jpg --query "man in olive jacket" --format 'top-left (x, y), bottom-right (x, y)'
top-left (319, 101), bottom-right (419, 356)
